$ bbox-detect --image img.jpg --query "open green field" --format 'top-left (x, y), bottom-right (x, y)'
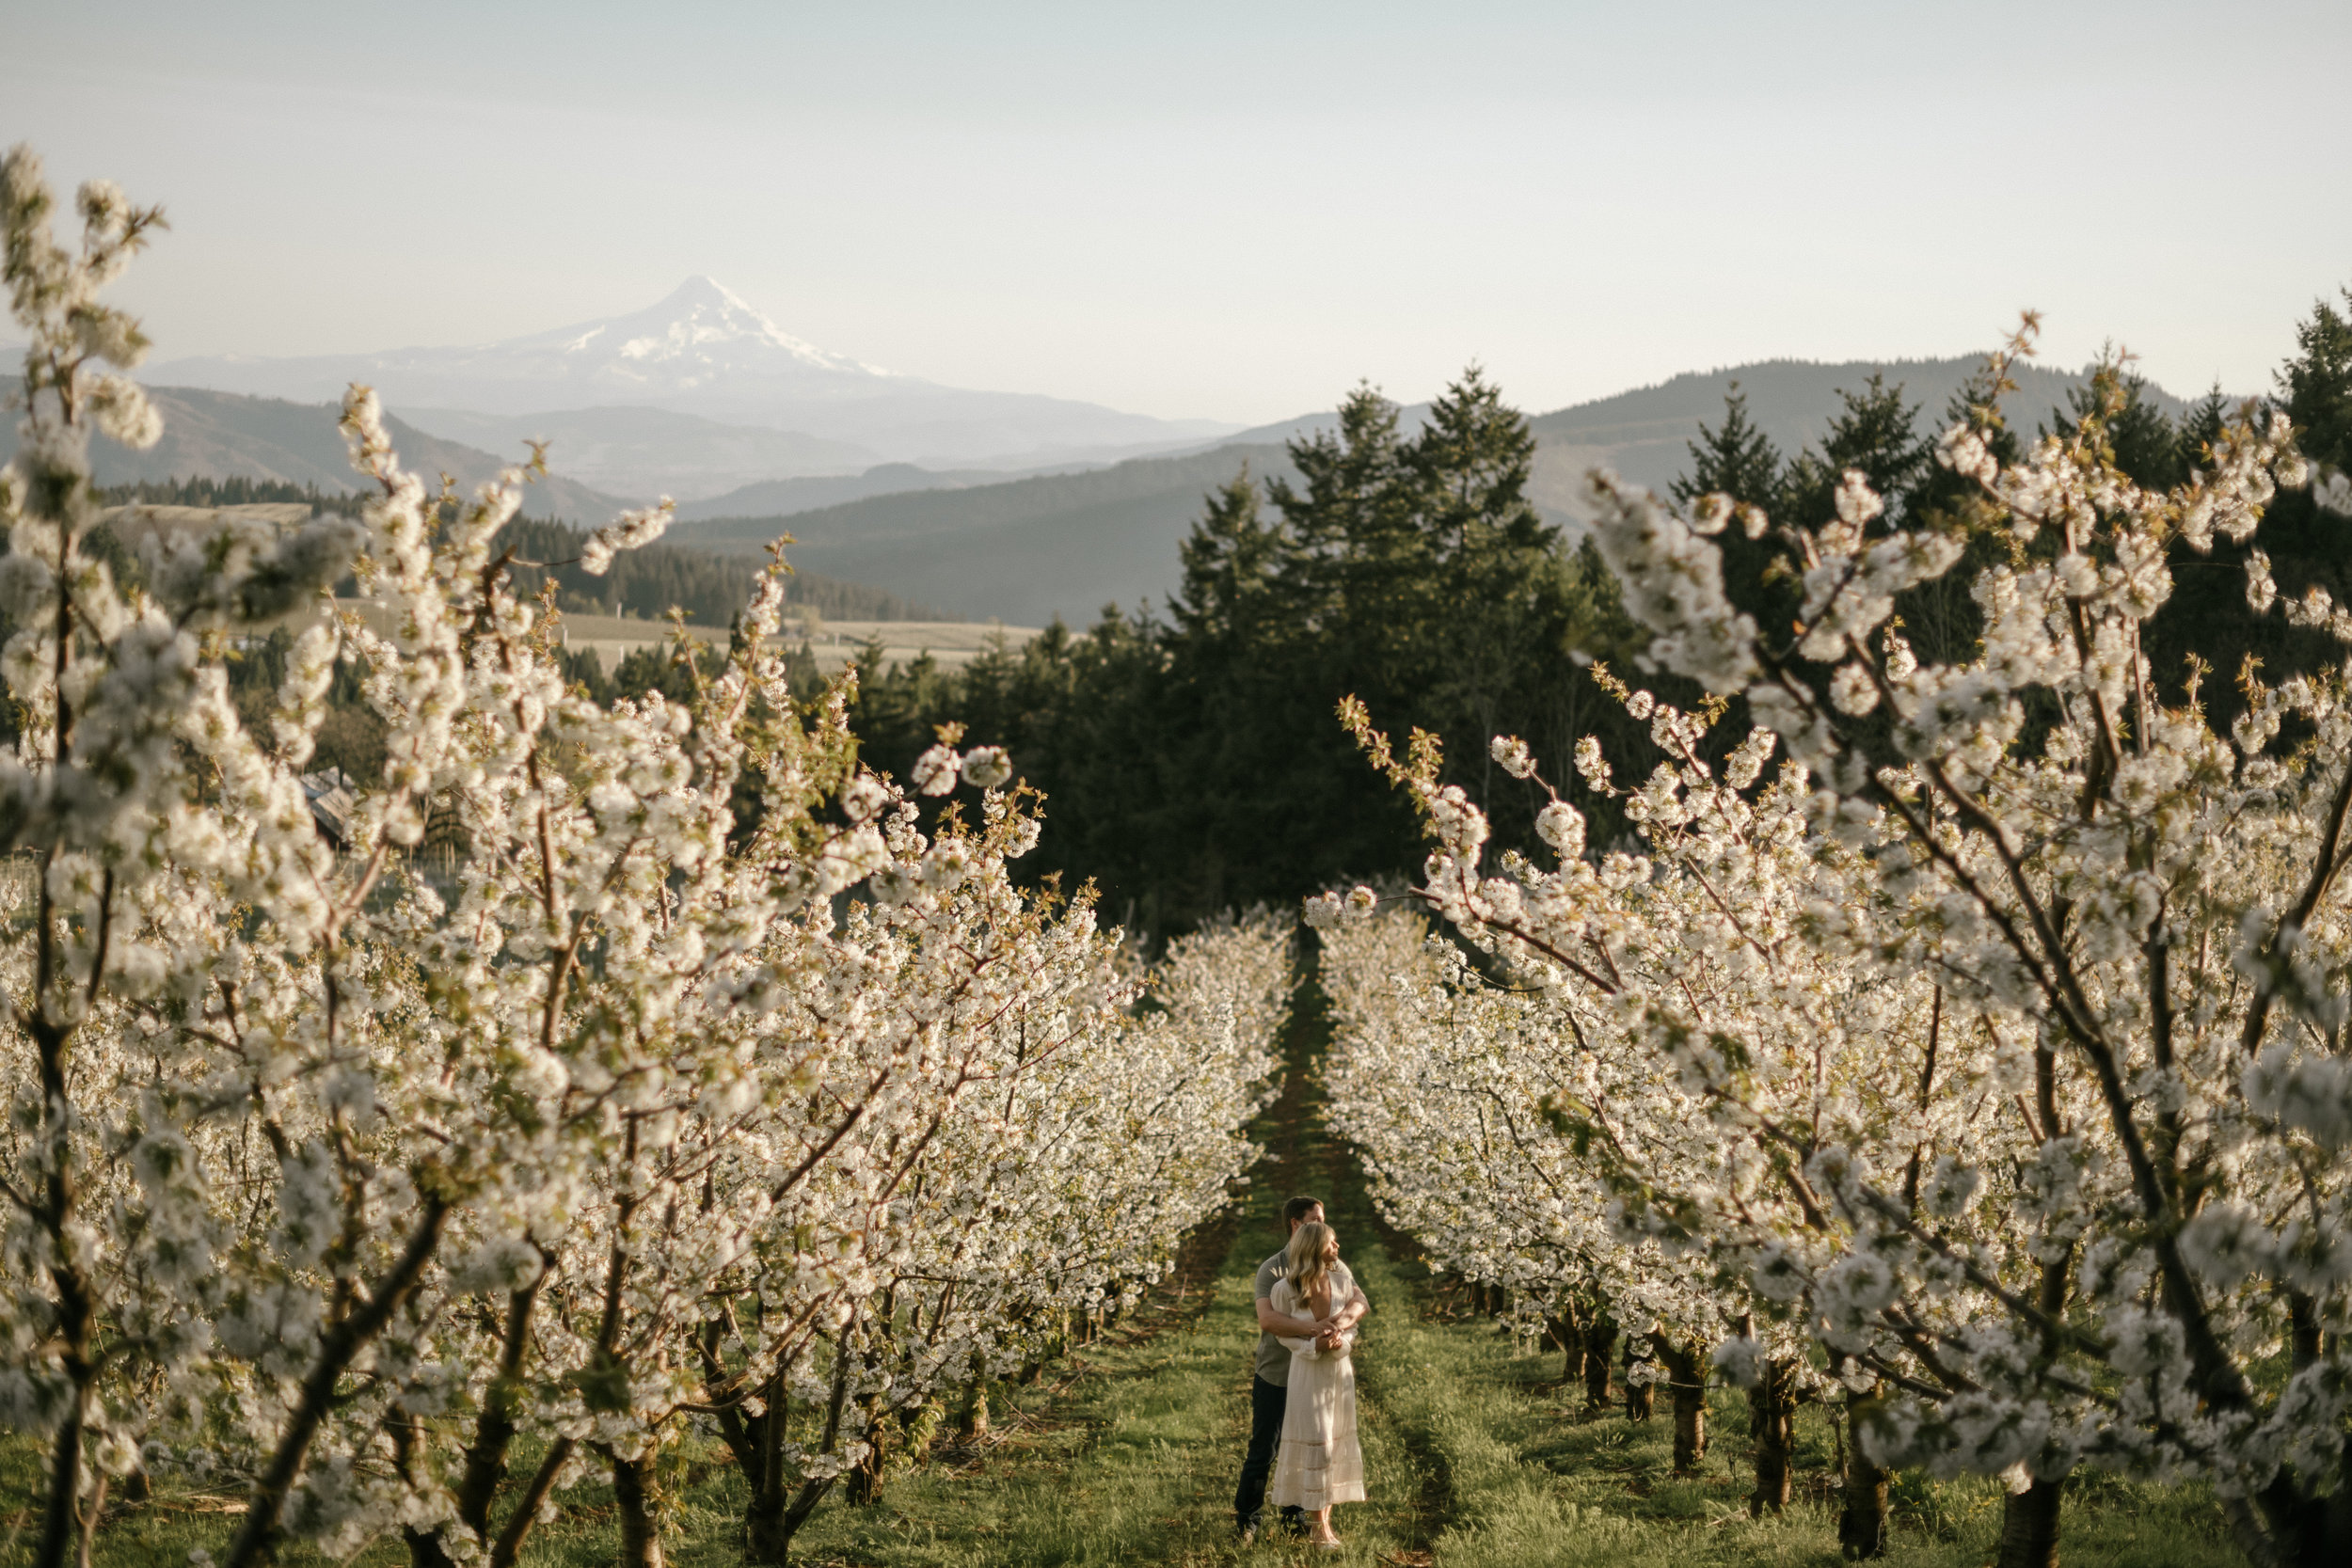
top-left (1, 977), bottom-right (2247, 1568)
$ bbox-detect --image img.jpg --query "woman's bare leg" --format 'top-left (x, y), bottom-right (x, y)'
top-left (1310, 1505), bottom-right (1336, 1544)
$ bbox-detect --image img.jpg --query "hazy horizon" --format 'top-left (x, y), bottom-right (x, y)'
top-left (7, 0), bottom-right (2349, 426)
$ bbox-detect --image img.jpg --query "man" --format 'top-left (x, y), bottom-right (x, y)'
top-left (1233, 1195), bottom-right (1371, 1542)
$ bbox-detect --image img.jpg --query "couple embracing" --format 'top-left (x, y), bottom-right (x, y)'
top-left (1232, 1196), bottom-right (1369, 1549)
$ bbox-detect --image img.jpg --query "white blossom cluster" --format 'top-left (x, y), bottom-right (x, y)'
top-left (1332, 335), bottom-right (2352, 1564)
top-left (0, 149), bottom-right (1289, 1568)
top-left (1317, 904), bottom-right (1760, 1387)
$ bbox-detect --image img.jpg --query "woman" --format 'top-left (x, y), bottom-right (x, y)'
top-left (1267, 1220), bottom-right (1366, 1547)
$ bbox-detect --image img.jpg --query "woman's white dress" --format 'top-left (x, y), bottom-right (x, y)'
top-left (1267, 1273), bottom-right (1366, 1511)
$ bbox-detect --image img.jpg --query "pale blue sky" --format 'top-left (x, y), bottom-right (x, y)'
top-left (6, 1), bottom-right (2347, 423)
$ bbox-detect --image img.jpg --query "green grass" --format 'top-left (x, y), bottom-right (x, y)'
top-left (4, 975), bottom-right (2249, 1568)
top-left (1351, 1283), bottom-right (2243, 1568)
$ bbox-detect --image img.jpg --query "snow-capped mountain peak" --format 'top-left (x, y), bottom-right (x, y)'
top-left (509, 277), bottom-right (892, 385)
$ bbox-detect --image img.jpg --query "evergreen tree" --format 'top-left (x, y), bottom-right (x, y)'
top-left (2178, 384), bottom-right (2232, 473)
top-left (1776, 372), bottom-right (1931, 529)
top-left (2047, 364), bottom-right (2185, 490)
top-left (2279, 288), bottom-right (2352, 480)
top-left (2143, 289), bottom-right (2352, 718)
top-left (1669, 384), bottom-right (1781, 509)
top-left (1896, 364), bottom-right (2026, 668)
top-left (848, 368), bottom-right (1659, 932)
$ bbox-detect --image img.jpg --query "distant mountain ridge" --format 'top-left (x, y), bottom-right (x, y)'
top-left (675, 352), bottom-right (2209, 626)
top-left (150, 277), bottom-right (1243, 471)
top-left (5, 342), bottom-right (2214, 632)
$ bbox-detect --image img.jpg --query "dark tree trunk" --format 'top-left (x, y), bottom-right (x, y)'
top-left (609, 1447), bottom-right (664, 1568)
top-left (1582, 1315), bottom-right (1617, 1413)
top-left (1837, 1396), bottom-right (1890, 1560)
top-left (1674, 1378), bottom-right (1708, 1473)
top-left (1648, 1330), bottom-right (1709, 1475)
top-left (2287, 1291), bottom-right (2322, 1372)
top-left (448, 1272), bottom-right (552, 1559)
top-left (40, 1396), bottom-right (90, 1568)
top-left (1994, 1124), bottom-right (2074, 1568)
top-left (1996, 1473), bottom-right (2063, 1568)
top-left (31, 997), bottom-right (100, 1568)
top-left (743, 1339), bottom-right (850, 1566)
top-left (759, 1478), bottom-right (836, 1566)
top-left (1748, 1358), bottom-right (1797, 1517)
top-left (1551, 1315), bottom-right (1586, 1389)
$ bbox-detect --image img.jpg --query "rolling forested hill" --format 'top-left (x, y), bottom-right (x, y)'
top-left (0, 386), bottom-right (633, 523)
top-left (88, 479), bottom-right (938, 625)
top-left (675, 443), bottom-right (1299, 626)
top-left (1522, 355), bottom-right (2201, 515)
top-left (670, 462), bottom-right (1073, 522)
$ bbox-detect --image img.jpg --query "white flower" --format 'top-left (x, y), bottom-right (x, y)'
top-left (1534, 800), bottom-right (1585, 859)
top-left (1935, 423), bottom-right (1997, 483)
top-left (580, 500), bottom-right (675, 575)
top-left (841, 774), bottom-right (890, 821)
top-left (961, 746), bottom-right (1012, 790)
top-left (909, 744), bottom-right (960, 796)
top-left (1835, 469), bottom-right (1884, 527)
top-left (1830, 664), bottom-right (1880, 716)
top-left (1711, 1337), bottom-right (1761, 1387)
top-left (1691, 493), bottom-right (1735, 537)
top-left (1489, 735), bottom-right (1536, 780)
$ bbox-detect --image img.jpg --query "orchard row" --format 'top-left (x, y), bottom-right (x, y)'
top-left (0, 150), bottom-right (1293, 1568)
top-left (1312, 329), bottom-right (2350, 1567)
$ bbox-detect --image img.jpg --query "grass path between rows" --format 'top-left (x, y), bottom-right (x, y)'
top-left (8, 971), bottom-right (2252, 1568)
top-left (771, 969), bottom-right (2249, 1568)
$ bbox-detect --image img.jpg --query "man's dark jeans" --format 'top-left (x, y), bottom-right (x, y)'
top-left (1234, 1374), bottom-right (1304, 1533)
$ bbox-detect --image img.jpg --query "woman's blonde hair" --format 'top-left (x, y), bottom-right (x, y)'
top-left (1285, 1220), bottom-right (1339, 1302)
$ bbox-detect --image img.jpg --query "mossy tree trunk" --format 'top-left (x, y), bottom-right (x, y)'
top-left (1836, 1389), bottom-right (1890, 1560)
top-left (1996, 1473), bottom-right (2064, 1568)
top-left (609, 1447), bottom-right (664, 1568)
top-left (1748, 1357), bottom-right (1798, 1518)
top-left (1648, 1329), bottom-right (1709, 1476)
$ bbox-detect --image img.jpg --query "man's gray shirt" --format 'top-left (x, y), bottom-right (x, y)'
top-left (1252, 1249), bottom-right (1362, 1387)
